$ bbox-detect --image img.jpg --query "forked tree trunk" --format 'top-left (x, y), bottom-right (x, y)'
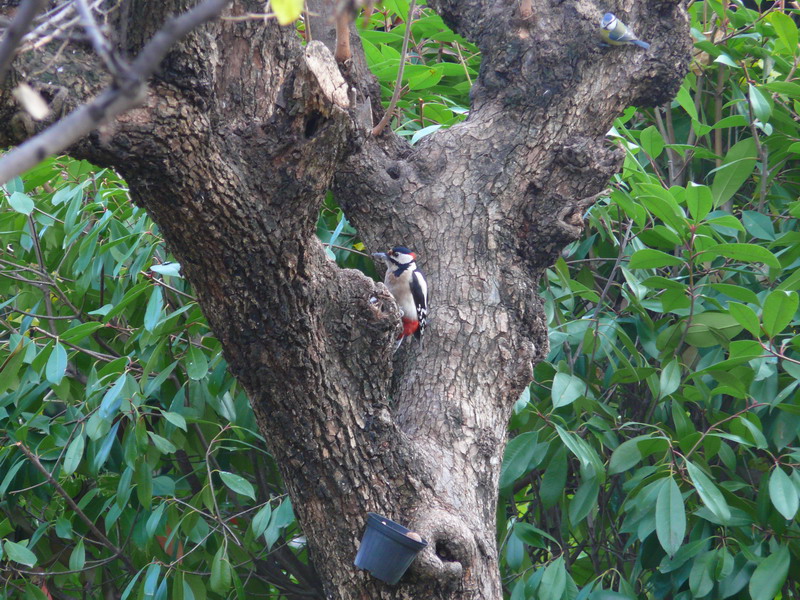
top-left (0, 0), bottom-right (690, 597)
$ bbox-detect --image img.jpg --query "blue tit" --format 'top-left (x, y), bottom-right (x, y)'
top-left (600, 12), bottom-right (650, 49)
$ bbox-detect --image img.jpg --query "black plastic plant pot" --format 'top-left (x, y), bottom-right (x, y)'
top-left (354, 512), bottom-right (428, 584)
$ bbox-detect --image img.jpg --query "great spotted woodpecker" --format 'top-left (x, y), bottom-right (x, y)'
top-left (372, 247), bottom-right (428, 345)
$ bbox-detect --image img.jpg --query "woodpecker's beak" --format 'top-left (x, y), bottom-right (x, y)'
top-left (371, 252), bottom-right (387, 260)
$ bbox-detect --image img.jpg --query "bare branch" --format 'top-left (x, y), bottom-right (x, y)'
top-left (0, 0), bottom-right (48, 83)
top-left (334, 11), bottom-right (350, 62)
top-left (0, 0), bottom-right (231, 184)
top-left (74, 0), bottom-right (130, 79)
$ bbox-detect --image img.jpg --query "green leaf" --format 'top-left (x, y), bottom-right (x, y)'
top-left (513, 385), bottom-right (530, 414)
top-left (264, 499), bottom-right (294, 549)
top-left (749, 545), bottom-right (790, 600)
top-left (686, 183), bottom-right (712, 222)
top-left (539, 446), bottom-right (567, 509)
top-left (609, 438), bottom-right (642, 474)
top-left (144, 287), bottom-right (163, 332)
top-left (629, 249), bottom-right (685, 269)
top-left (767, 80), bottom-right (800, 97)
top-left (768, 467), bottom-right (799, 520)
top-left (135, 458), bottom-right (153, 509)
top-left (676, 83), bottom-right (698, 120)
top-left (727, 302), bottom-right (761, 338)
top-left (161, 411), bottom-right (187, 431)
top-left (514, 522), bottom-right (558, 548)
top-left (762, 290), bottom-right (798, 338)
top-left (93, 422), bottom-right (121, 471)
top-left (686, 461), bottom-right (731, 522)
top-left (569, 477), bottom-right (599, 524)
top-left (251, 503), bottom-right (273, 538)
top-left (698, 243), bottom-right (780, 269)
top-left (186, 345), bottom-right (208, 380)
top-left (7, 191), bottom-right (34, 214)
top-left (3, 539), bottom-right (37, 566)
top-left (147, 432), bottom-right (176, 455)
top-left (539, 556), bottom-right (567, 600)
top-left (210, 546), bottom-right (232, 594)
top-left (102, 281), bottom-right (149, 322)
top-left (0, 342), bottom-right (25, 394)
top-left (218, 471), bottom-right (256, 500)
top-left (640, 126), bottom-right (665, 158)
top-left (121, 569), bottom-right (144, 600)
top-left (505, 531), bottom-right (523, 571)
top-left (685, 312), bottom-right (743, 348)
top-left (689, 550), bottom-right (716, 598)
top-left (556, 425), bottom-right (604, 482)
top-left (150, 262), bottom-right (181, 277)
top-left (146, 503), bottom-right (166, 540)
top-left (24, 584), bottom-right (48, 600)
top-left (742, 210), bottom-right (775, 240)
top-left (500, 431), bottom-right (545, 489)
top-left (710, 138), bottom-right (757, 206)
top-left (748, 84), bottom-right (772, 122)
top-left (45, 342), bottom-right (67, 385)
top-left (551, 372), bottom-right (584, 408)
top-left (60, 322), bottom-right (105, 344)
top-left (143, 563), bottom-right (161, 600)
top-left (0, 460), bottom-right (26, 498)
top-left (769, 11), bottom-right (798, 55)
top-left (69, 538), bottom-right (85, 571)
top-left (98, 373), bottom-right (126, 421)
top-left (410, 124), bottom-right (442, 145)
top-left (659, 360), bottom-right (681, 399)
top-left (407, 65), bottom-right (444, 90)
top-left (63, 433), bottom-right (85, 476)
top-left (656, 477), bottom-right (685, 556)
top-left (271, 0), bottom-right (303, 25)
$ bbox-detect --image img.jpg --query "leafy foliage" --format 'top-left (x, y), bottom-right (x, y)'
top-left (501, 2), bottom-right (800, 598)
top-left (357, 0), bottom-right (477, 142)
top-left (2, 1), bottom-right (800, 599)
top-left (0, 160), bottom-right (303, 598)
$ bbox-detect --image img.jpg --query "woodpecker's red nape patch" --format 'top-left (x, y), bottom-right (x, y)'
top-left (399, 317), bottom-right (420, 339)
top-left (410, 252), bottom-right (416, 259)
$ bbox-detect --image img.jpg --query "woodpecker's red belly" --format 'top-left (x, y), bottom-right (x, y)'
top-left (400, 317), bottom-right (420, 339)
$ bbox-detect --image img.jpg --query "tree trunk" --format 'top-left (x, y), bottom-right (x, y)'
top-left (0, 0), bottom-right (690, 598)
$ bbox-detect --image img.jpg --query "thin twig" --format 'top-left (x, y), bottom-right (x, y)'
top-left (142, 271), bottom-right (197, 300)
top-left (74, 0), bottom-right (129, 79)
top-left (321, 243), bottom-right (371, 257)
top-left (14, 441), bottom-right (136, 573)
top-left (30, 325), bottom-right (121, 363)
top-left (27, 214), bottom-right (57, 335)
top-left (9, 307), bottom-right (78, 320)
top-left (372, 0), bottom-right (416, 136)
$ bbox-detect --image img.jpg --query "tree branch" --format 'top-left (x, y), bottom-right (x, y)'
top-left (74, 0), bottom-right (129, 79)
top-left (0, 0), bottom-right (47, 83)
top-left (0, 0), bottom-right (231, 184)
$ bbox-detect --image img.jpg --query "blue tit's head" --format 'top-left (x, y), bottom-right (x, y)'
top-left (601, 13), bottom-right (617, 30)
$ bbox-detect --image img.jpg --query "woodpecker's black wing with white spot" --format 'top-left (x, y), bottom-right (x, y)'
top-left (410, 269), bottom-right (428, 340)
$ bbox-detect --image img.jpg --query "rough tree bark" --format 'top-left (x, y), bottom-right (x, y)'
top-left (0, 0), bottom-right (690, 598)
